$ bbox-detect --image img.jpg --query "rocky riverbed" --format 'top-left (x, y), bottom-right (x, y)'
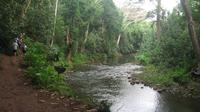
top-left (67, 63), bottom-right (200, 112)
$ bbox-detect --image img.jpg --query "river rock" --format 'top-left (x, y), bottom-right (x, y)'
top-left (56, 98), bottom-right (60, 101)
top-left (51, 93), bottom-right (57, 97)
top-left (135, 80), bottom-right (140, 84)
top-left (131, 77), bottom-right (136, 80)
top-left (127, 72), bottom-right (131, 74)
top-left (60, 96), bottom-right (65, 99)
top-left (51, 102), bottom-right (59, 105)
top-left (39, 99), bottom-right (46, 103)
top-left (144, 83), bottom-right (148, 86)
top-left (86, 109), bottom-right (98, 112)
top-left (23, 82), bottom-right (28, 86)
top-left (153, 87), bottom-right (158, 91)
top-left (35, 93), bottom-right (38, 97)
top-left (130, 82), bottom-right (135, 85)
top-left (157, 89), bottom-right (164, 93)
top-left (54, 66), bottom-right (66, 74)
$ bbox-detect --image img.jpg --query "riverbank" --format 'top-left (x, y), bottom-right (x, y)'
top-left (0, 54), bottom-right (97, 112)
top-left (66, 63), bottom-right (200, 112)
top-left (129, 65), bottom-right (200, 98)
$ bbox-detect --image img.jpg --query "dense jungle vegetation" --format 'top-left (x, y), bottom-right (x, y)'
top-left (0, 0), bottom-right (200, 94)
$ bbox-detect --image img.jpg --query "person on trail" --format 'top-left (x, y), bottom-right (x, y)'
top-left (13, 40), bottom-right (18, 56)
top-left (21, 43), bottom-right (27, 54)
top-left (19, 33), bottom-right (25, 47)
top-left (17, 33), bottom-right (26, 55)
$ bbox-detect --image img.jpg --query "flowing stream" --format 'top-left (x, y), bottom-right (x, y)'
top-left (66, 63), bottom-right (200, 112)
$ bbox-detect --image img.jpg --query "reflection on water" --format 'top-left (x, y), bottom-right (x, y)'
top-left (66, 64), bottom-right (200, 112)
top-left (110, 83), bottom-right (159, 112)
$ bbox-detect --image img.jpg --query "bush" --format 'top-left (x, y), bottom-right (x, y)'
top-left (135, 53), bottom-right (151, 65)
top-left (24, 38), bottom-right (74, 96)
top-left (71, 53), bottom-right (89, 66)
top-left (139, 65), bottom-right (191, 87)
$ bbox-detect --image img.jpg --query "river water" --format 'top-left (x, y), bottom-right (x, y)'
top-left (66, 63), bottom-right (200, 112)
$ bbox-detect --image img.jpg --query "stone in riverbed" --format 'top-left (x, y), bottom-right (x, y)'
top-left (144, 83), bottom-right (148, 86)
top-left (23, 82), bottom-right (29, 86)
top-left (153, 87), bottom-right (158, 91)
top-left (87, 109), bottom-right (98, 112)
top-left (135, 80), bottom-right (140, 84)
top-left (127, 72), bottom-right (131, 74)
top-left (157, 89), bottom-right (164, 93)
top-left (51, 102), bottom-right (59, 105)
top-left (60, 96), bottom-right (65, 99)
top-left (39, 99), bottom-right (46, 103)
top-left (130, 82), bottom-right (135, 85)
top-left (131, 77), bottom-right (136, 80)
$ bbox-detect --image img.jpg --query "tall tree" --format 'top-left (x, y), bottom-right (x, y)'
top-left (51, 0), bottom-right (59, 47)
top-left (181, 0), bottom-right (200, 61)
top-left (156, 0), bottom-right (161, 40)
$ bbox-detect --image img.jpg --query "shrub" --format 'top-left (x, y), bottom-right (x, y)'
top-left (71, 53), bottom-right (89, 66)
top-left (24, 38), bottom-right (74, 96)
top-left (135, 53), bottom-right (151, 65)
top-left (139, 65), bottom-right (191, 87)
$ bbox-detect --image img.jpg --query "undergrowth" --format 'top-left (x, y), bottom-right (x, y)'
top-left (24, 38), bottom-right (74, 96)
top-left (138, 65), bottom-right (193, 87)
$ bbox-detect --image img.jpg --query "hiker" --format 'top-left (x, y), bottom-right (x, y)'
top-left (18, 33), bottom-right (25, 47)
top-left (18, 33), bottom-right (26, 55)
top-left (13, 40), bottom-right (18, 56)
top-left (21, 43), bottom-right (27, 54)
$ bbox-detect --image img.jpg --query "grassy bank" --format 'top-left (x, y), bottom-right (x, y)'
top-left (135, 64), bottom-right (200, 97)
top-left (138, 65), bottom-right (190, 87)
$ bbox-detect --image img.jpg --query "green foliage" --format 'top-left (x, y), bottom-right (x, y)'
top-left (135, 53), bottom-right (151, 65)
top-left (62, 0), bottom-right (122, 57)
top-left (137, 10), bottom-right (196, 68)
top-left (139, 65), bottom-right (191, 87)
top-left (135, 5), bottom-right (200, 86)
top-left (24, 38), bottom-right (46, 67)
top-left (0, 0), bottom-right (124, 60)
top-left (24, 38), bottom-right (74, 96)
top-left (25, 0), bottom-right (54, 43)
top-left (71, 53), bottom-right (89, 66)
top-left (120, 22), bottom-right (152, 54)
top-left (85, 32), bottom-right (104, 53)
top-left (0, 0), bottom-right (24, 49)
top-left (2, 0), bottom-right (200, 89)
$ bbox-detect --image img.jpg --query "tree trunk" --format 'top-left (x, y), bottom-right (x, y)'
top-left (156, 0), bottom-right (161, 40)
top-left (80, 23), bottom-right (90, 52)
top-left (65, 28), bottom-right (72, 62)
top-left (117, 34), bottom-right (121, 46)
top-left (51, 0), bottom-right (59, 47)
top-left (83, 23), bottom-right (90, 44)
top-left (21, 0), bottom-right (32, 18)
top-left (181, 0), bottom-right (200, 61)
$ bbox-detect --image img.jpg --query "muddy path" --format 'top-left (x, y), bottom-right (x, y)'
top-left (0, 54), bottom-right (96, 112)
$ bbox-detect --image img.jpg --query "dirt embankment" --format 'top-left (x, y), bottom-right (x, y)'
top-left (0, 54), bottom-right (97, 112)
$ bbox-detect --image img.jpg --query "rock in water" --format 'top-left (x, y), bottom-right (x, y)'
top-left (54, 66), bottom-right (66, 74)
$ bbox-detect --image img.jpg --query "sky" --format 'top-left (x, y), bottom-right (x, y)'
top-left (113, 0), bottom-right (180, 12)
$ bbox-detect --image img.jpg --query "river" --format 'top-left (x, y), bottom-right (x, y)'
top-left (66, 63), bottom-right (200, 112)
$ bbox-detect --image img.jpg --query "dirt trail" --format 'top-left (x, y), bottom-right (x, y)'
top-left (0, 55), bottom-right (96, 112)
